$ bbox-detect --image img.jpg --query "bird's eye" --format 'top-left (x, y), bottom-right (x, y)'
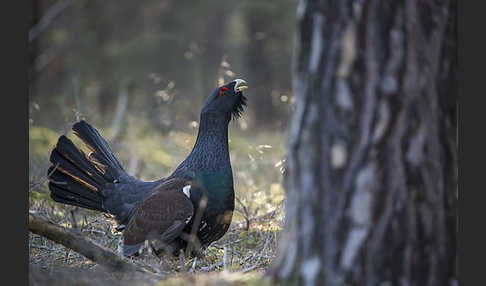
top-left (218, 87), bottom-right (229, 96)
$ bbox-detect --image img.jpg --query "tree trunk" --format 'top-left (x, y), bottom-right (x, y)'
top-left (268, 0), bottom-right (457, 285)
top-left (245, 6), bottom-right (276, 126)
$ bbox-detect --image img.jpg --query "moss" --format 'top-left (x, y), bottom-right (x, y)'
top-left (29, 126), bottom-right (60, 162)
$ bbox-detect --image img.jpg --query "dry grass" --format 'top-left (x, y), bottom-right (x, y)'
top-left (29, 120), bottom-right (286, 285)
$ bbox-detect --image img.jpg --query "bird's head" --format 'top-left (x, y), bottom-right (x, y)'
top-left (201, 79), bottom-right (248, 120)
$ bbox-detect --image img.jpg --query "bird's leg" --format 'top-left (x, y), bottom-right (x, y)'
top-left (148, 241), bottom-right (163, 262)
top-left (147, 240), bottom-right (153, 256)
top-left (138, 240), bottom-right (150, 256)
top-left (116, 237), bottom-right (124, 258)
top-left (223, 246), bottom-right (227, 271)
top-left (190, 257), bottom-right (198, 273)
top-left (179, 249), bottom-right (186, 272)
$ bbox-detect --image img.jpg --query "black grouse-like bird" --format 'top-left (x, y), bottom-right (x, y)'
top-left (47, 79), bottom-right (248, 257)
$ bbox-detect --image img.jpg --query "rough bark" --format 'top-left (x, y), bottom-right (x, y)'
top-left (28, 211), bottom-right (149, 274)
top-left (268, 0), bottom-right (457, 285)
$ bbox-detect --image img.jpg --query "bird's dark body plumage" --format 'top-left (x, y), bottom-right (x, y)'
top-left (47, 79), bottom-right (248, 257)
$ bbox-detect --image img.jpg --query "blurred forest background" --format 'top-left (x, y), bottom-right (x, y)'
top-left (29, 0), bottom-right (296, 284)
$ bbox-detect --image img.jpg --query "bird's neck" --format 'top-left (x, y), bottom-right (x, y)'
top-left (174, 112), bottom-right (232, 175)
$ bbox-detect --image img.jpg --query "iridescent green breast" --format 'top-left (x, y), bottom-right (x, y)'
top-left (194, 169), bottom-right (234, 202)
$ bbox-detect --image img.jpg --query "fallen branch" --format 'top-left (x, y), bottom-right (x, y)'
top-left (28, 211), bottom-right (150, 274)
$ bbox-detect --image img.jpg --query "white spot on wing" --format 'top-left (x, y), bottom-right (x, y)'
top-left (185, 215), bottom-right (192, 224)
top-left (182, 185), bottom-right (191, 198)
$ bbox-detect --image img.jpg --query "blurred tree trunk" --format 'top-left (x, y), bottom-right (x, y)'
top-left (268, 0), bottom-right (457, 285)
top-left (245, 10), bottom-right (275, 125)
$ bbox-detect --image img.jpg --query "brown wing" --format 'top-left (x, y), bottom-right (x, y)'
top-left (122, 178), bottom-right (194, 256)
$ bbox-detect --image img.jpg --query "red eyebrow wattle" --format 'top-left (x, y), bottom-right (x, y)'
top-left (219, 87), bottom-right (229, 95)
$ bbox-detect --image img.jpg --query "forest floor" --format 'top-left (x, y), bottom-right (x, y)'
top-left (29, 122), bottom-right (286, 285)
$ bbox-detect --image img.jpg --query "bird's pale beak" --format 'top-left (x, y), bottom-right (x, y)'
top-left (234, 79), bottom-right (248, 92)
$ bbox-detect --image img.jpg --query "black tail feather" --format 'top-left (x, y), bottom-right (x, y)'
top-left (49, 182), bottom-right (104, 211)
top-left (72, 120), bottom-right (126, 179)
top-left (87, 152), bottom-right (121, 182)
top-left (49, 149), bottom-right (100, 191)
top-left (47, 120), bottom-right (127, 213)
top-left (48, 165), bottom-right (104, 202)
top-left (55, 135), bottom-right (107, 185)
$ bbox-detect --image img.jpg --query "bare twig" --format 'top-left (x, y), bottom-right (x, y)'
top-left (72, 77), bottom-right (81, 121)
top-left (29, 0), bottom-right (73, 43)
top-left (235, 197), bottom-right (250, 231)
top-left (29, 163), bottom-right (59, 192)
top-left (230, 203), bottom-right (283, 232)
top-left (257, 232), bottom-right (272, 263)
top-left (111, 90), bottom-right (129, 141)
top-left (69, 209), bottom-right (78, 230)
top-left (241, 264), bottom-right (259, 273)
top-left (200, 261), bottom-right (224, 272)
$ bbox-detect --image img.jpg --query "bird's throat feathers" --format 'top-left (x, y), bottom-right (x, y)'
top-left (174, 112), bottom-right (232, 175)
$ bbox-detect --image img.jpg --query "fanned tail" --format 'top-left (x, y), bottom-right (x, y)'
top-left (47, 120), bottom-right (127, 212)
